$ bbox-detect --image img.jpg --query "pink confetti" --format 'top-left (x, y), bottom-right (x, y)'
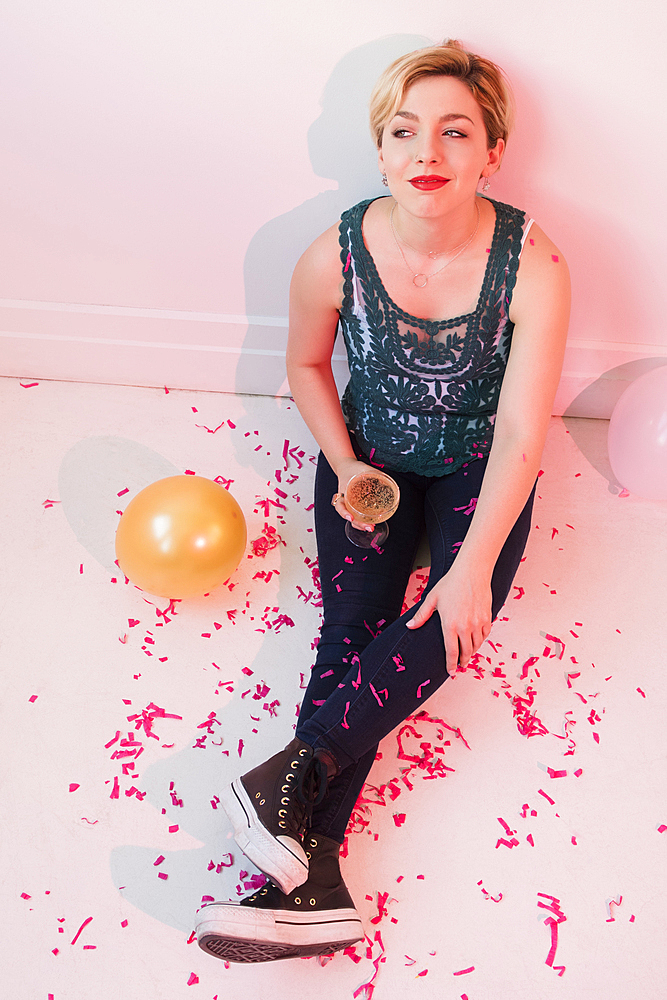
top-left (29, 694), bottom-right (38, 703)
top-left (341, 701), bottom-right (351, 729)
top-left (538, 893), bottom-right (567, 970)
top-left (20, 892), bottom-right (31, 900)
top-left (416, 679), bottom-right (430, 699)
top-left (20, 381), bottom-right (39, 388)
top-left (169, 825), bottom-right (179, 833)
top-left (238, 739), bottom-right (244, 757)
top-left (70, 916), bottom-right (93, 946)
top-left (187, 973), bottom-right (199, 985)
top-left (657, 825), bottom-right (667, 834)
top-left (195, 420), bottom-right (226, 434)
top-left (520, 656), bottom-right (539, 679)
top-left (453, 967), bottom-right (475, 976)
top-left (369, 683), bottom-right (385, 707)
top-left (117, 488), bottom-right (129, 497)
top-left (393, 813), bottom-right (406, 827)
top-left (81, 817), bottom-right (98, 825)
top-left (69, 783), bottom-right (80, 793)
top-left (158, 872), bottom-right (168, 880)
top-left (153, 855), bottom-right (165, 866)
top-left (637, 687), bottom-right (646, 698)
top-left (551, 254), bottom-right (559, 262)
top-left (79, 564), bottom-right (84, 574)
top-left (538, 789), bottom-right (555, 805)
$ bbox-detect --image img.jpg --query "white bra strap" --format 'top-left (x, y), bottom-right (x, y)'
top-left (520, 218), bottom-right (536, 252)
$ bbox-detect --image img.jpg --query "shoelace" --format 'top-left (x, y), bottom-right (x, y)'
top-left (295, 755), bottom-right (329, 828)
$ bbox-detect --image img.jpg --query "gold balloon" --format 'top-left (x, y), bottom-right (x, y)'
top-left (115, 475), bottom-right (247, 598)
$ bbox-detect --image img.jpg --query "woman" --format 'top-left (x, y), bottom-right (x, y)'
top-left (196, 38), bottom-right (570, 964)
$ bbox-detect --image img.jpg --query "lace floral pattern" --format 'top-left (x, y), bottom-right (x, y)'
top-left (338, 196), bottom-right (529, 477)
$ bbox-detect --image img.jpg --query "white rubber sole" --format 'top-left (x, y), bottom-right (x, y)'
top-left (220, 778), bottom-right (309, 895)
top-left (196, 902), bottom-right (364, 963)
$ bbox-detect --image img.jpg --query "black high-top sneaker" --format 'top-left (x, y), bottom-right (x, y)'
top-left (220, 737), bottom-right (337, 894)
top-left (195, 832), bottom-right (364, 963)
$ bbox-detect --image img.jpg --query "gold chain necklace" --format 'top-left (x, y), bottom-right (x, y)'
top-left (389, 201), bottom-right (480, 288)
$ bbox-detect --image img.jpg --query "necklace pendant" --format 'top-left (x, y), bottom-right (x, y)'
top-left (413, 273), bottom-right (428, 288)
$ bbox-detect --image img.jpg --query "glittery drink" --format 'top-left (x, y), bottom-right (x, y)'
top-left (344, 470), bottom-right (400, 549)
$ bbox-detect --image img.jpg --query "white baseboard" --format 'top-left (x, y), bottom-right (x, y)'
top-left (1, 298), bottom-right (666, 416)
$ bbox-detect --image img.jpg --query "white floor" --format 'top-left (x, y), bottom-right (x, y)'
top-left (2, 375), bottom-right (666, 1000)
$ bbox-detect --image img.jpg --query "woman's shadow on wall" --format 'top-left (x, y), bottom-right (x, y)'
top-left (233, 34), bottom-right (431, 403)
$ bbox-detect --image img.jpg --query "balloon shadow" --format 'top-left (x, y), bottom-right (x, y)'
top-left (562, 357), bottom-right (667, 495)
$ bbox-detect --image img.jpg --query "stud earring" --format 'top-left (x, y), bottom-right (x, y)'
top-left (382, 173), bottom-right (388, 187)
top-left (481, 176), bottom-right (491, 192)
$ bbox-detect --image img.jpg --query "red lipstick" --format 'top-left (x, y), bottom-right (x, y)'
top-left (409, 175), bottom-right (449, 191)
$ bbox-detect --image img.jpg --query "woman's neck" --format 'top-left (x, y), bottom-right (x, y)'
top-left (389, 196), bottom-right (483, 257)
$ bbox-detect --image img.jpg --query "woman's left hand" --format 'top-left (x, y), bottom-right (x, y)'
top-left (406, 561), bottom-right (493, 672)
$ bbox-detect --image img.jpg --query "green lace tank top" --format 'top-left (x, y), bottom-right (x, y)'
top-left (338, 195), bottom-right (533, 477)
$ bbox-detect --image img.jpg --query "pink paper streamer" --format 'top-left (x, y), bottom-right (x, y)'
top-left (71, 916), bottom-right (93, 946)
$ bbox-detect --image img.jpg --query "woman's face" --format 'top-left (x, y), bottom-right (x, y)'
top-left (378, 74), bottom-right (504, 217)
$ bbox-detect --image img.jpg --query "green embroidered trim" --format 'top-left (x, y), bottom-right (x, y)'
top-left (336, 196), bottom-right (527, 477)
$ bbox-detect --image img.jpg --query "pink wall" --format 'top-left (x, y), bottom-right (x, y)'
top-left (1, 1), bottom-right (666, 411)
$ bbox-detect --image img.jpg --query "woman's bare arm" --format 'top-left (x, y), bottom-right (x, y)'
top-left (286, 224), bottom-right (375, 527)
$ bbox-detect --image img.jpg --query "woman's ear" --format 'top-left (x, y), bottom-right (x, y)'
top-left (486, 138), bottom-right (505, 176)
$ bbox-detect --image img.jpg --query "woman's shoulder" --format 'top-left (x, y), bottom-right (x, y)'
top-left (291, 221), bottom-right (347, 311)
top-left (294, 197), bottom-right (383, 284)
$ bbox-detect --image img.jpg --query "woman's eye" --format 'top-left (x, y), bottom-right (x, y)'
top-left (391, 128), bottom-right (413, 138)
top-left (443, 129), bottom-right (466, 138)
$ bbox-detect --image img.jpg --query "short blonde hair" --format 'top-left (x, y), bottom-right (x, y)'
top-left (369, 39), bottom-right (514, 150)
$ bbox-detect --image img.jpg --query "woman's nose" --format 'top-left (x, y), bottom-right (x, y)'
top-left (414, 133), bottom-right (441, 163)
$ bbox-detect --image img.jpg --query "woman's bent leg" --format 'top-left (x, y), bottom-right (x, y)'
top-left (297, 457), bottom-right (538, 771)
top-left (296, 449), bottom-right (425, 842)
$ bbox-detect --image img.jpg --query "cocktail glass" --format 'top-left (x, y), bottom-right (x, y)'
top-left (343, 470), bottom-right (400, 549)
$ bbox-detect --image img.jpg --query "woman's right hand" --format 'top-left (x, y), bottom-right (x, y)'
top-left (332, 458), bottom-right (378, 532)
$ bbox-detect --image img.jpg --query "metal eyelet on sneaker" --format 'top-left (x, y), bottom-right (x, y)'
top-left (278, 809), bottom-right (287, 818)
top-left (281, 784), bottom-right (290, 792)
top-left (310, 898), bottom-right (316, 906)
top-left (306, 852), bottom-right (311, 860)
top-left (286, 772), bottom-right (294, 780)
top-left (310, 837), bottom-right (318, 847)
top-left (259, 799), bottom-right (265, 805)
top-left (294, 897), bottom-right (301, 904)
top-left (255, 792), bottom-right (261, 799)
top-left (279, 821), bottom-right (287, 829)
top-left (281, 796), bottom-right (289, 805)
top-left (291, 759), bottom-right (299, 767)
top-left (299, 749), bottom-right (308, 756)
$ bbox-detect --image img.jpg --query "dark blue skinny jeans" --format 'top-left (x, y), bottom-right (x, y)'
top-left (295, 439), bottom-right (537, 843)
